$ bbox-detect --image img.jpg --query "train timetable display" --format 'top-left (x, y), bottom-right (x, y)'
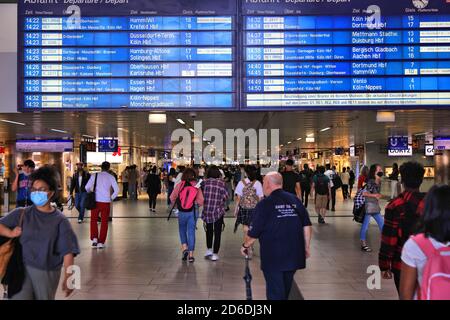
top-left (242, 0), bottom-right (450, 110)
top-left (18, 0), bottom-right (237, 110)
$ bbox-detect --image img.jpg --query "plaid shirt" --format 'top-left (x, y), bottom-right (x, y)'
top-left (201, 178), bottom-right (229, 223)
top-left (379, 191), bottom-right (426, 272)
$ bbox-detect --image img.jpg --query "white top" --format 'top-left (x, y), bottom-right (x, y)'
top-left (121, 170), bottom-right (128, 183)
top-left (234, 178), bottom-right (264, 198)
top-left (174, 172), bottom-right (183, 188)
top-left (324, 169), bottom-right (335, 188)
top-left (401, 236), bottom-right (450, 299)
top-left (85, 171), bottom-right (119, 203)
top-left (198, 168), bottom-right (205, 176)
top-left (340, 172), bottom-right (350, 185)
top-left (78, 175), bottom-right (83, 189)
top-left (219, 169), bottom-right (225, 178)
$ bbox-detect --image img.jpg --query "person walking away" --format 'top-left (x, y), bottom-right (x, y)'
top-left (400, 184), bottom-right (450, 300)
top-left (170, 168), bottom-right (204, 263)
top-left (340, 167), bottom-right (350, 200)
top-left (299, 164), bottom-right (313, 208)
top-left (357, 165), bottom-right (369, 191)
top-left (167, 168), bottom-right (177, 208)
top-left (281, 159), bottom-right (301, 199)
top-left (389, 163), bottom-right (400, 200)
top-left (223, 166), bottom-right (233, 211)
top-left (240, 172), bottom-right (312, 300)
top-left (160, 168), bottom-right (167, 194)
top-left (145, 166), bottom-right (161, 213)
top-left (69, 162), bottom-right (91, 223)
top-left (379, 161), bottom-right (426, 294)
top-left (324, 164), bottom-right (336, 211)
top-left (234, 165), bottom-right (264, 255)
top-left (360, 164), bottom-right (385, 252)
top-left (121, 166), bottom-right (129, 199)
top-left (312, 166), bottom-right (331, 224)
top-left (85, 161), bottom-right (119, 249)
top-left (127, 165), bottom-right (138, 200)
top-left (348, 167), bottom-right (355, 199)
top-left (11, 160), bottom-right (35, 208)
top-left (198, 165), bottom-right (205, 180)
top-left (0, 166), bottom-right (80, 300)
top-left (201, 166), bottom-right (229, 261)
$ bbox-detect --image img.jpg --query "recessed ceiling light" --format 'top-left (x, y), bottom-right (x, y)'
top-left (148, 113), bottom-right (166, 124)
top-left (287, 141), bottom-right (292, 144)
top-left (296, 138), bottom-right (302, 141)
top-left (117, 127), bottom-right (129, 132)
top-left (320, 127), bottom-right (331, 132)
top-left (50, 128), bottom-right (68, 134)
top-left (82, 134), bottom-right (95, 139)
top-left (177, 119), bottom-right (185, 125)
top-left (307, 133), bottom-right (314, 137)
top-left (366, 140), bottom-right (375, 144)
top-left (280, 144), bottom-right (284, 147)
top-left (189, 128), bottom-right (195, 133)
top-left (1, 119), bottom-right (26, 126)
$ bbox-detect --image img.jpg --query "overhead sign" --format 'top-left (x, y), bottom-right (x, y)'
top-left (349, 146), bottom-right (355, 157)
top-left (98, 139), bottom-right (119, 153)
top-left (16, 139), bottom-right (73, 152)
top-left (388, 136), bottom-right (409, 151)
top-left (425, 144), bottom-right (434, 157)
top-left (388, 145), bottom-right (413, 157)
top-left (434, 137), bottom-right (450, 151)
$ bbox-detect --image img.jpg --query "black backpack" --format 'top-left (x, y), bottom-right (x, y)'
top-left (332, 174), bottom-right (343, 189)
top-left (299, 171), bottom-right (310, 185)
top-left (315, 176), bottom-right (329, 195)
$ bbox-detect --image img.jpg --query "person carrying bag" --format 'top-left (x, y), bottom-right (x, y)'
top-left (84, 173), bottom-right (98, 210)
top-left (0, 208), bottom-right (26, 299)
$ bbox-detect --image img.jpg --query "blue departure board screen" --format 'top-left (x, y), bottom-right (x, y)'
top-left (242, 0), bottom-right (450, 110)
top-left (18, 0), bottom-right (237, 110)
top-left (18, 0), bottom-right (450, 111)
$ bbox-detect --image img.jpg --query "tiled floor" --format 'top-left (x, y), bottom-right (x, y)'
top-left (1, 193), bottom-right (399, 300)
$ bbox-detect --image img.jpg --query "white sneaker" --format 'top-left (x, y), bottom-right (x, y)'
top-left (92, 238), bottom-right (98, 248)
top-left (204, 249), bottom-right (213, 258)
top-left (210, 254), bottom-right (219, 261)
top-left (97, 243), bottom-right (105, 249)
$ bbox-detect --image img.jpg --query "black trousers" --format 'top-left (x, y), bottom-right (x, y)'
top-left (148, 192), bottom-right (158, 209)
top-left (16, 199), bottom-right (28, 208)
top-left (263, 270), bottom-right (296, 300)
top-left (122, 182), bottom-right (128, 198)
top-left (327, 187), bottom-right (337, 210)
top-left (206, 216), bottom-right (224, 254)
top-left (342, 185), bottom-right (349, 199)
top-left (301, 186), bottom-right (310, 208)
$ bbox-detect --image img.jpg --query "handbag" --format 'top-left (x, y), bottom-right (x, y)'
top-left (84, 173), bottom-right (98, 210)
top-left (0, 208), bottom-right (26, 280)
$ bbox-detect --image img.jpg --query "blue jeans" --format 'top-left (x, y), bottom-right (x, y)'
top-left (263, 270), bottom-right (296, 300)
top-left (178, 210), bottom-right (196, 252)
top-left (75, 192), bottom-right (87, 220)
top-left (360, 212), bottom-right (384, 241)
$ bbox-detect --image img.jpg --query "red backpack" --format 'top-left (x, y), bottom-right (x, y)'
top-left (412, 233), bottom-right (450, 300)
top-left (176, 180), bottom-right (199, 212)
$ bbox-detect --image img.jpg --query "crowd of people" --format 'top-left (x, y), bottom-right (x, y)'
top-left (0, 158), bottom-right (448, 301)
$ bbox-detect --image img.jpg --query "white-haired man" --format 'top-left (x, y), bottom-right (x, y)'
top-left (241, 172), bottom-right (312, 300)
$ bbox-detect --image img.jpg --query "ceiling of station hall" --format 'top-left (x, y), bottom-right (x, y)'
top-left (0, 109), bottom-right (449, 151)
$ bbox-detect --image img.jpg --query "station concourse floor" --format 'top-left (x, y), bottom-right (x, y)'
top-left (1, 192), bottom-right (398, 300)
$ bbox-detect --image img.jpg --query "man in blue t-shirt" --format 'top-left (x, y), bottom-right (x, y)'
top-left (241, 172), bottom-right (312, 300)
top-left (12, 159), bottom-right (35, 207)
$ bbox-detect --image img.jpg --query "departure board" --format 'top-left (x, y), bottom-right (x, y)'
top-left (18, 0), bottom-right (450, 111)
top-left (242, 0), bottom-right (450, 110)
top-left (18, 0), bottom-right (237, 110)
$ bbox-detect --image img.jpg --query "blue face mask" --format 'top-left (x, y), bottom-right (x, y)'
top-left (30, 191), bottom-right (49, 207)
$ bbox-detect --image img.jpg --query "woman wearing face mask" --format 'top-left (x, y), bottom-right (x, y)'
top-left (0, 166), bottom-right (80, 300)
top-left (360, 164), bottom-right (385, 252)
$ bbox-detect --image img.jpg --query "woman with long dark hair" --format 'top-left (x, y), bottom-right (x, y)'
top-left (145, 166), bottom-right (161, 213)
top-left (400, 185), bottom-right (450, 300)
top-left (201, 165), bottom-right (229, 261)
top-left (166, 167), bottom-right (177, 208)
top-left (170, 168), bottom-right (204, 263)
top-left (360, 164), bottom-right (384, 252)
top-left (389, 163), bottom-right (400, 200)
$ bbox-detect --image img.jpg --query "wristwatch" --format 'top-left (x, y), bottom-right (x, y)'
top-left (242, 243), bottom-right (250, 249)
